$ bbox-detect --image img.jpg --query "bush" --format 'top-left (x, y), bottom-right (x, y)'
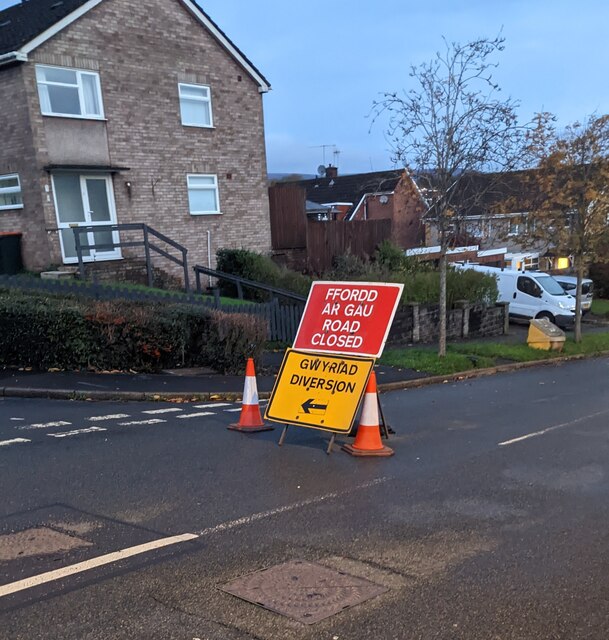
top-left (589, 262), bottom-right (609, 298)
top-left (216, 248), bottom-right (311, 301)
top-left (0, 290), bottom-right (266, 374)
top-left (326, 246), bottom-right (497, 306)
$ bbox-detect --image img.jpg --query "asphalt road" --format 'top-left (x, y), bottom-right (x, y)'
top-left (1, 357), bottom-right (609, 639)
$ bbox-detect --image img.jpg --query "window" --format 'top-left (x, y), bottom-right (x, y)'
top-left (179, 83), bottom-right (213, 128)
top-left (517, 276), bottom-right (542, 298)
top-left (36, 65), bottom-right (104, 119)
top-left (508, 220), bottom-right (521, 236)
top-left (0, 174), bottom-right (23, 210)
top-left (187, 174), bottom-right (220, 214)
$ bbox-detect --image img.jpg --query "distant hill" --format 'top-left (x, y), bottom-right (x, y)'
top-left (268, 173), bottom-right (316, 182)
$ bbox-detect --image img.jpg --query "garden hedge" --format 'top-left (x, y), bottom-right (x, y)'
top-left (0, 290), bottom-right (266, 374)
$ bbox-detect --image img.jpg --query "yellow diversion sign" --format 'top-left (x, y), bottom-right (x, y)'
top-left (265, 349), bottom-right (375, 433)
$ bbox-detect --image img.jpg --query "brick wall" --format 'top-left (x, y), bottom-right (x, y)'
top-left (387, 302), bottom-right (508, 346)
top-left (5, 0), bottom-right (271, 275)
top-left (0, 65), bottom-right (51, 270)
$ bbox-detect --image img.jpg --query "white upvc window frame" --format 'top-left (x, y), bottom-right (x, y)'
top-left (187, 174), bottom-right (221, 215)
top-left (0, 173), bottom-right (23, 211)
top-left (35, 64), bottom-right (105, 120)
top-left (178, 83), bottom-right (213, 128)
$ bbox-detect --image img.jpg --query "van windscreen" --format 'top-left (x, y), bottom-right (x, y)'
top-left (536, 275), bottom-right (567, 296)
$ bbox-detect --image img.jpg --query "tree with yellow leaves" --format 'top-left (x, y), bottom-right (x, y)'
top-left (526, 114), bottom-right (609, 342)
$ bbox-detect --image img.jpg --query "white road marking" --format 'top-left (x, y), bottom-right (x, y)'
top-left (142, 408), bottom-right (183, 415)
top-left (0, 477), bottom-right (390, 599)
top-left (193, 403), bottom-right (231, 409)
top-left (0, 438), bottom-right (31, 447)
top-left (176, 412), bottom-right (215, 419)
top-left (9, 418), bottom-right (24, 422)
top-left (88, 414), bottom-right (130, 422)
top-left (498, 409), bottom-right (609, 447)
top-left (118, 419), bottom-right (166, 426)
top-left (223, 408), bottom-right (242, 413)
top-left (48, 427), bottom-right (107, 439)
top-left (0, 533), bottom-right (198, 598)
top-left (20, 421), bottom-right (71, 431)
top-left (197, 477), bottom-right (390, 536)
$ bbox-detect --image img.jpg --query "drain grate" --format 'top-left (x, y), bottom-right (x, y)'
top-left (0, 527), bottom-right (91, 562)
top-left (220, 559), bottom-right (388, 624)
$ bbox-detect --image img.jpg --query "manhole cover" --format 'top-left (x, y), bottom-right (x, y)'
top-left (220, 560), bottom-right (388, 624)
top-left (0, 527), bottom-right (91, 562)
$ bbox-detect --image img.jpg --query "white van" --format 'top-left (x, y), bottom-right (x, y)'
top-left (454, 264), bottom-right (576, 327)
top-left (553, 275), bottom-right (594, 314)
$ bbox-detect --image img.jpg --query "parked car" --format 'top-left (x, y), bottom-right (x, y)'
top-left (454, 263), bottom-right (576, 327)
top-left (553, 276), bottom-right (594, 314)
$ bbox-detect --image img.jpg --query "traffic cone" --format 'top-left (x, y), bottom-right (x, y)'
top-left (228, 358), bottom-right (273, 433)
top-left (342, 372), bottom-right (394, 457)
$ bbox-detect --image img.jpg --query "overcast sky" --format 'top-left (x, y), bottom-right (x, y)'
top-left (2, 0), bottom-right (609, 175)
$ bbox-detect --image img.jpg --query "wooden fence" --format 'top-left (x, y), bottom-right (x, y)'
top-left (306, 219), bottom-right (392, 273)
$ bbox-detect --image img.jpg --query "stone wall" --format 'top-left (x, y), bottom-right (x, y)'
top-left (387, 302), bottom-right (509, 346)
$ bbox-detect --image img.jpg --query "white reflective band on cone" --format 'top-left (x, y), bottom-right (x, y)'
top-left (243, 375), bottom-right (259, 406)
top-left (359, 392), bottom-right (379, 426)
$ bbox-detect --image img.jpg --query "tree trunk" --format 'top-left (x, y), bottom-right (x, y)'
top-left (574, 256), bottom-right (584, 343)
top-left (438, 251), bottom-right (447, 357)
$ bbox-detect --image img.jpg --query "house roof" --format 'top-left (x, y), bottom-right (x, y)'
top-left (294, 169), bottom-right (405, 215)
top-left (412, 169), bottom-right (539, 219)
top-left (0, 0), bottom-right (270, 90)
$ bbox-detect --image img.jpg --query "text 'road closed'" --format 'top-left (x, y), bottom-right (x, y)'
top-left (293, 282), bottom-right (404, 358)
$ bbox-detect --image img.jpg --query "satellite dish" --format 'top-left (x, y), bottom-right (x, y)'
top-left (317, 164), bottom-right (326, 177)
top-left (379, 195), bottom-right (389, 204)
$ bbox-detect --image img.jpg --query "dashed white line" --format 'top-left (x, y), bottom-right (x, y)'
top-left (20, 421), bottom-right (71, 431)
top-left (9, 418), bottom-right (24, 422)
top-left (498, 409), bottom-right (609, 446)
top-left (0, 476), bottom-right (390, 599)
top-left (142, 408), bottom-right (183, 415)
top-left (88, 414), bottom-right (130, 422)
top-left (48, 427), bottom-right (107, 439)
top-left (223, 408), bottom-right (242, 413)
top-left (176, 412), bottom-right (215, 419)
top-left (193, 403), bottom-right (231, 409)
top-left (118, 419), bottom-right (166, 426)
top-left (0, 438), bottom-right (31, 447)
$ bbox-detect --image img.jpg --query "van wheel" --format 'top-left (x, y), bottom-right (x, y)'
top-left (536, 311), bottom-right (555, 323)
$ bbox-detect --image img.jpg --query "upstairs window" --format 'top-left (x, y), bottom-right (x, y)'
top-left (179, 83), bottom-right (213, 128)
top-left (36, 65), bottom-right (104, 119)
top-left (187, 174), bottom-right (220, 214)
top-left (0, 174), bottom-right (23, 210)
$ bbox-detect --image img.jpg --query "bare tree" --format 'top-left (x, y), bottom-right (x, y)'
top-left (373, 36), bottom-right (527, 356)
top-left (525, 113), bottom-right (609, 342)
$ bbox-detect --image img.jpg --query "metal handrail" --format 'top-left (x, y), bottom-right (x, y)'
top-left (73, 223), bottom-right (190, 291)
top-left (192, 264), bottom-right (307, 303)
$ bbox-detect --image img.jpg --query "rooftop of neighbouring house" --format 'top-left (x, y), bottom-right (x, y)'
top-left (292, 168), bottom-right (406, 212)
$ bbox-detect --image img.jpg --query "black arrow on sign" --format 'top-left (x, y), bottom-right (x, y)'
top-left (301, 399), bottom-right (328, 414)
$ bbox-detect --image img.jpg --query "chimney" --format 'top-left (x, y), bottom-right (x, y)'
top-left (325, 165), bottom-right (338, 179)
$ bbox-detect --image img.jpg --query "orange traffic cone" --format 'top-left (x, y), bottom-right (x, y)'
top-left (342, 372), bottom-right (394, 457)
top-left (228, 358), bottom-right (273, 433)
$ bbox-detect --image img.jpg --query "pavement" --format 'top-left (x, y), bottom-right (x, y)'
top-left (1, 320), bottom-right (607, 401)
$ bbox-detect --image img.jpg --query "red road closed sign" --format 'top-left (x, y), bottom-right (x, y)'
top-left (293, 281), bottom-right (404, 358)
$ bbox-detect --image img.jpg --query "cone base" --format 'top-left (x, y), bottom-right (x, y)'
top-left (228, 423), bottom-right (274, 433)
top-left (342, 443), bottom-right (394, 457)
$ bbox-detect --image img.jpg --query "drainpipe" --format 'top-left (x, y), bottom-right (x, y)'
top-left (207, 230), bottom-right (212, 287)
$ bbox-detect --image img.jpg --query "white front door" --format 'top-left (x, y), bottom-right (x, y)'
top-left (52, 174), bottom-right (121, 263)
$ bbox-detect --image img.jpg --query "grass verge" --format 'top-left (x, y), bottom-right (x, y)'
top-left (380, 331), bottom-right (609, 376)
top-left (591, 299), bottom-right (609, 316)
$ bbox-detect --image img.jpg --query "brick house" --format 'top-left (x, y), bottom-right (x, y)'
top-left (0, 0), bottom-right (272, 279)
top-left (296, 167), bottom-right (426, 248)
